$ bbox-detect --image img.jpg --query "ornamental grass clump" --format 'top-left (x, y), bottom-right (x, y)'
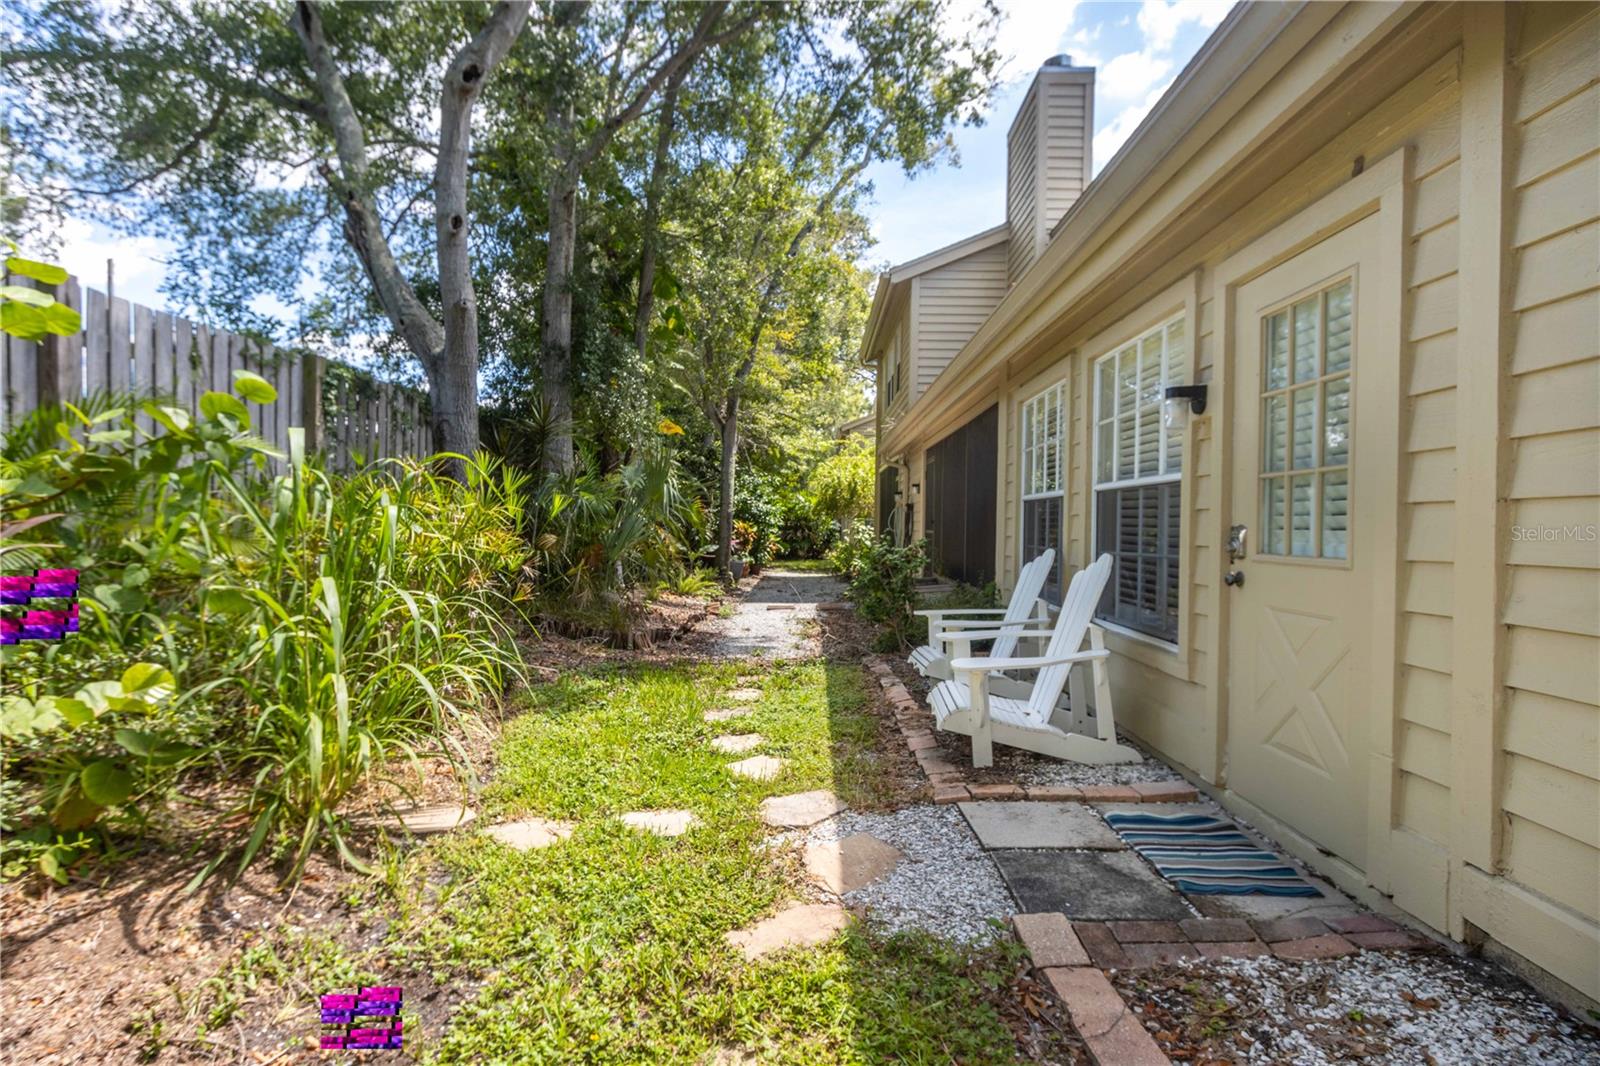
top-left (1, 375), bottom-right (528, 886)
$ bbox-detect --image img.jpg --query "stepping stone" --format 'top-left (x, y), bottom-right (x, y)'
top-left (727, 755), bottom-right (785, 781)
top-left (759, 789), bottom-right (847, 828)
top-left (803, 833), bottom-right (904, 894)
top-left (958, 801), bottom-right (1123, 849)
top-left (725, 902), bottom-right (853, 960)
top-left (729, 752), bottom-right (784, 777)
top-left (711, 733), bottom-right (765, 754)
top-left (620, 809), bottom-right (698, 837)
top-left (727, 687), bottom-right (764, 703)
top-left (483, 816), bottom-right (574, 850)
top-left (992, 850), bottom-right (1191, 921)
top-left (370, 803), bottom-right (476, 835)
top-left (704, 708), bottom-right (753, 722)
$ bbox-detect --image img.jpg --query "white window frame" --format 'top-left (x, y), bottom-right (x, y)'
top-left (1091, 314), bottom-right (1187, 648)
top-left (1019, 380), bottom-right (1066, 599)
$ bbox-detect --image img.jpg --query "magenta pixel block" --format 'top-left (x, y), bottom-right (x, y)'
top-left (319, 985), bottom-right (404, 1050)
top-left (1, 569), bottom-right (79, 644)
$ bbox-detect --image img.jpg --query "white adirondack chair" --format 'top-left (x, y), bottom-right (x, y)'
top-left (928, 553), bottom-right (1140, 768)
top-left (908, 550), bottom-right (1055, 685)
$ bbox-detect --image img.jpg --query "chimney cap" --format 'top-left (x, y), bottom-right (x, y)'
top-left (1044, 54), bottom-right (1073, 67)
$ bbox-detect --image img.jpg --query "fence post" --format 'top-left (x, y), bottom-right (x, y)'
top-left (38, 277), bottom-right (82, 410)
top-left (302, 353), bottom-right (324, 452)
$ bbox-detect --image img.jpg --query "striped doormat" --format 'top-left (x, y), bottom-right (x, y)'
top-left (1102, 811), bottom-right (1321, 897)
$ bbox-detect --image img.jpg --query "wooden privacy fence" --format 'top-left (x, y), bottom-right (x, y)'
top-left (1, 269), bottom-right (433, 471)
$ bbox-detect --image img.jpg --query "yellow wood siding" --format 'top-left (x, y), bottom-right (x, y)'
top-left (1040, 76), bottom-right (1091, 234)
top-left (912, 244), bottom-right (1009, 399)
top-left (1006, 91), bottom-right (1039, 287)
top-left (1501, 1), bottom-right (1600, 929)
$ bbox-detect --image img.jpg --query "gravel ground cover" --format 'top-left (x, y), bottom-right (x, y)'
top-left (1113, 950), bottom-right (1600, 1065)
top-left (785, 804), bottom-right (1016, 944)
top-left (1012, 743), bottom-right (1185, 787)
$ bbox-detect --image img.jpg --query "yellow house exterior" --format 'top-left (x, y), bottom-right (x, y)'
top-left (864, 1), bottom-right (1600, 1010)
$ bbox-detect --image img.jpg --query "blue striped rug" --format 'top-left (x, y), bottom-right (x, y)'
top-left (1102, 811), bottom-right (1321, 897)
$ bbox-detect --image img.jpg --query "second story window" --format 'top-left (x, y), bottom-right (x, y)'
top-left (883, 335), bottom-right (904, 408)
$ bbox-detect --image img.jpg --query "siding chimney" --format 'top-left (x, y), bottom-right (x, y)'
top-left (1006, 55), bottom-right (1095, 286)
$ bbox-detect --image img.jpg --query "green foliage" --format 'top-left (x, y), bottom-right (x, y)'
top-left (810, 439), bottom-right (875, 530)
top-left (731, 465), bottom-right (785, 569)
top-left (0, 241), bottom-right (81, 341)
top-left (826, 521), bottom-right (876, 581)
top-left (1, 378), bottom-right (527, 886)
top-left (921, 582), bottom-right (999, 612)
top-left (847, 535), bottom-right (928, 650)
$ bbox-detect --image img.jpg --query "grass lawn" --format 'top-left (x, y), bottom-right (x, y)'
top-left (348, 660), bottom-right (1051, 1063)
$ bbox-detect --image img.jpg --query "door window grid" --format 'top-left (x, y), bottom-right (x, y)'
top-left (1259, 278), bottom-right (1352, 560)
top-left (1092, 315), bottom-right (1187, 643)
top-left (1021, 382), bottom-right (1065, 600)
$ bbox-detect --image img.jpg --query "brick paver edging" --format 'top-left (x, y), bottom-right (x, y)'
top-left (862, 655), bottom-right (1200, 804)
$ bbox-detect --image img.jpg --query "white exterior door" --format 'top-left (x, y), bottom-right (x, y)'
top-left (1226, 216), bottom-right (1381, 869)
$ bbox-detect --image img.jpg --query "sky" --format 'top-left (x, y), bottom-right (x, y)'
top-left (55, 0), bottom-right (1234, 313)
top-left (863, 0), bottom-right (1233, 268)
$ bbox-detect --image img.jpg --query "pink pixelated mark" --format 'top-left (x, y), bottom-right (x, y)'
top-left (1, 569), bottom-right (79, 644)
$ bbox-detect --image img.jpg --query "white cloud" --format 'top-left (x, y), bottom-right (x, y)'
top-left (1092, 78), bottom-right (1174, 170)
top-left (1136, 0), bottom-right (1230, 54)
top-left (945, 0), bottom-right (1085, 85)
top-left (1098, 49), bottom-right (1173, 103)
top-left (55, 217), bottom-right (174, 308)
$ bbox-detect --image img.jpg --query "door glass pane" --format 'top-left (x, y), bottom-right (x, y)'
top-left (1323, 376), bottom-right (1350, 465)
top-left (1292, 297), bottom-right (1319, 382)
top-left (1291, 386), bottom-right (1318, 469)
top-left (1264, 394), bottom-right (1287, 473)
top-left (1322, 471), bottom-right (1349, 559)
top-left (1265, 312), bottom-right (1289, 389)
top-left (1325, 281), bottom-right (1352, 373)
top-left (1290, 474), bottom-right (1315, 556)
top-left (1261, 477), bottom-right (1286, 555)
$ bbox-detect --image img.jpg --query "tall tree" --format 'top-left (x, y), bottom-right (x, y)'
top-left (660, 1), bottom-right (1000, 576)
top-left (9, 0), bottom-right (530, 475)
top-left (528, 1), bottom-right (762, 474)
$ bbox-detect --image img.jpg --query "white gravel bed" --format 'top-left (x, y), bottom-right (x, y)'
top-left (1012, 746), bottom-right (1183, 787)
top-left (1157, 950), bottom-right (1599, 1065)
top-left (784, 804), bottom-right (1013, 944)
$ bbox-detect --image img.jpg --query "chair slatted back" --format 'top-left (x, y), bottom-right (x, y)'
top-left (991, 549), bottom-right (1055, 661)
top-left (1025, 554), bottom-right (1114, 723)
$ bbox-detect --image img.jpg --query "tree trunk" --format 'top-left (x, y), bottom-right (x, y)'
top-left (540, 167), bottom-right (578, 473)
top-left (717, 400), bottom-right (739, 582)
top-left (434, 1), bottom-right (531, 477)
top-left (296, 0), bottom-right (528, 480)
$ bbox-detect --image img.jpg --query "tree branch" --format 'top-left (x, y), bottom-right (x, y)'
top-left (293, 0), bottom-right (445, 369)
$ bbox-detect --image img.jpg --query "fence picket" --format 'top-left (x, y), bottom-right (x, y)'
top-left (109, 296), bottom-right (131, 396)
top-left (133, 304), bottom-right (155, 434)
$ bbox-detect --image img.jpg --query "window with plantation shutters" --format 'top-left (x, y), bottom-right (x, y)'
top-left (1258, 278), bottom-right (1352, 560)
top-left (1020, 382), bottom-right (1065, 601)
top-left (1092, 315), bottom-right (1186, 643)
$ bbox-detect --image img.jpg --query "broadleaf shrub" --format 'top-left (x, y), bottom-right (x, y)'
top-left (846, 535), bottom-right (927, 651)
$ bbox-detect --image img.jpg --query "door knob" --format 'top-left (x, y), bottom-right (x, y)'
top-left (1224, 569), bottom-right (1245, 587)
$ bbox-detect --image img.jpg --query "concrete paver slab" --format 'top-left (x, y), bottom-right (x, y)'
top-left (958, 801), bottom-right (1123, 849)
top-left (993, 849), bottom-right (1192, 921)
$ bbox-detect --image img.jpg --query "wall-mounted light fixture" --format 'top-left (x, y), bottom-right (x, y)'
top-left (909, 482), bottom-right (921, 500)
top-left (1162, 384), bottom-right (1208, 430)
